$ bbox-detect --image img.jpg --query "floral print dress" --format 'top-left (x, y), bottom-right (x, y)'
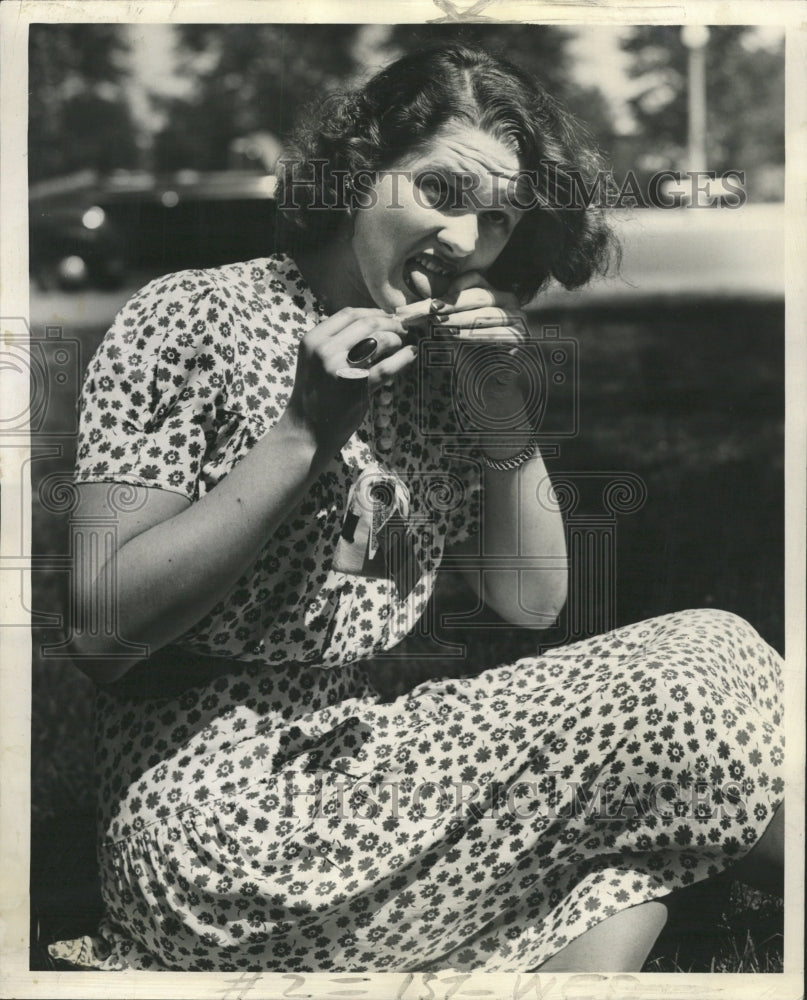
top-left (49, 255), bottom-right (785, 972)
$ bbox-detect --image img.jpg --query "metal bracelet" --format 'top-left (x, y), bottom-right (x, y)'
top-left (479, 436), bottom-right (539, 472)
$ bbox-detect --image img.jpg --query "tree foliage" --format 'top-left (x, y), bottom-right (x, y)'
top-left (29, 24), bottom-right (139, 181)
top-left (153, 24), bottom-right (615, 173)
top-left (620, 26), bottom-right (784, 198)
top-left (28, 22), bottom-right (783, 204)
top-left (153, 25), bottom-right (364, 171)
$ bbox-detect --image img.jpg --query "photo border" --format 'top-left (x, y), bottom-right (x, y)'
top-left (1, 1), bottom-right (804, 997)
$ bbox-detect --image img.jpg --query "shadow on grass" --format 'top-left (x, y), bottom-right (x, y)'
top-left (29, 299), bottom-right (784, 971)
top-left (645, 880), bottom-right (784, 973)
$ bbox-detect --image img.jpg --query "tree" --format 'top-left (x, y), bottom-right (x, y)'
top-left (153, 25), bottom-right (364, 171)
top-left (620, 26), bottom-right (784, 200)
top-left (153, 24), bottom-right (616, 173)
top-left (28, 24), bottom-right (140, 181)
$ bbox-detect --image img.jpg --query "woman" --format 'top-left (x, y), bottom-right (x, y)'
top-left (51, 44), bottom-right (784, 973)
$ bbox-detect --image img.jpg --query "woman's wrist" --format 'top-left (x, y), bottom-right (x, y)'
top-left (478, 432), bottom-right (539, 469)
top-left (473, 370), bottom-right (535, 462)
top-left (476, 399), bottom-right (536, 461)
top-left (275, 407), bottom-right (339, 473)
top-left (276, 407), bottom-right (319, 451)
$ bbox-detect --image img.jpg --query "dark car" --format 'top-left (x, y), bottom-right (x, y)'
top-left (29, 170), bottom-right (128, 290)
top-left (29, 168), bottom-right (280, 291)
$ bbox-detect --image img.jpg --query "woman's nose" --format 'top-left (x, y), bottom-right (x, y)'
top-left (438, 211), bottom-right (479, 257)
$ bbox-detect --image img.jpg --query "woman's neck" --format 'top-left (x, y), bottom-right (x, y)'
top-left (295, 237), bottom-right (374, 315)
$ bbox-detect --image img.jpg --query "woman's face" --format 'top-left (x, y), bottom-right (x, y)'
top-left (344, 123), bottom-right (527, 311)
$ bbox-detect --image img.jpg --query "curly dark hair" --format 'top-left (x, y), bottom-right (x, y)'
top-left (275, 43), bottom-right (617, 303)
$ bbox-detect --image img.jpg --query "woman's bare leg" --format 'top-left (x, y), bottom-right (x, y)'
top-left (536, 900), bottom-right (668, 972)
top-left (537, 803), bottom-right (784, 972)
top-left (723, 802), bottom-right (784, 897)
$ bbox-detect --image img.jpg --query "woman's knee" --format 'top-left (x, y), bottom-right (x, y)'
top-left (664, 607), bottom-right (756, 636)
top-left (656, 608), bottom-right (774, 664)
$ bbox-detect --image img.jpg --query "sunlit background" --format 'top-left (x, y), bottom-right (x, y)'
top-left (29, 23), bottom-right (785, 302)
top-left (31, 23), bottom-right (785, 191)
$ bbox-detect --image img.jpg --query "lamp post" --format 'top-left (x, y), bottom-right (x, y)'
top-left (681, 25), bottom-right (710, 174)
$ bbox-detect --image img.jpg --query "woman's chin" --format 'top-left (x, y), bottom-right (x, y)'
top-left (399, 276), bottom-right (429, 307)
top-left (374, 284), bottom-right (412, 311)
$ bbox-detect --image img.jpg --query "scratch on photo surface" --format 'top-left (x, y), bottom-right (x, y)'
top-left (428, 0), bottom-right (500, 24)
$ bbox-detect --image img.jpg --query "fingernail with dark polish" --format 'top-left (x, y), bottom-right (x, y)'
top-left (430, 299), bottom-right (447, 314)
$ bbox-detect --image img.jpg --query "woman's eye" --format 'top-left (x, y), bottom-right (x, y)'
top-left (484, 210), bottom-right (510, 227)
top-left (417, 175), bottom-right (447, 205)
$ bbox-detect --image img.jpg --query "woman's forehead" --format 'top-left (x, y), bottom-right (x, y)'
top-left (401, 124), bottom-right (523, 178)
top-left (395, 123), bottom-right (529, 210)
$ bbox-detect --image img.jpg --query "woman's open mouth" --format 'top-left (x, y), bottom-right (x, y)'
top-left (403, 253), bottom-right (456, 300)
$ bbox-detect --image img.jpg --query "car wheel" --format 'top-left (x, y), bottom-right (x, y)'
top-left (94, 257), bottom-right (127, 290)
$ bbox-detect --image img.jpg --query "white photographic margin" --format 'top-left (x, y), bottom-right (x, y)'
top-left (1, 1), bottom-right (804, 998)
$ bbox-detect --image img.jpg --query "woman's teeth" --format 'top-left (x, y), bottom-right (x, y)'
top-left (404, 255), bottom-right (454, 298)
top-left (412, 254), bottom-right (453, 277)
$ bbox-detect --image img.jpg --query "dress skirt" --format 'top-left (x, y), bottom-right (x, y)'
top-left (49, 609), bottom-right (785, 972)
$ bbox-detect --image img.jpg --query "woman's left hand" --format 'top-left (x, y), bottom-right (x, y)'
top-left (397, 270), bottom-right (529, 343)
top-left (397, 271), bottom-right (536, 439)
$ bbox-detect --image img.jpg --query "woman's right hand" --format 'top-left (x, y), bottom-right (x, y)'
top-left (70, 309), bottom-right (417, 681)
top-left (283, 308), bottom-right (417, 453)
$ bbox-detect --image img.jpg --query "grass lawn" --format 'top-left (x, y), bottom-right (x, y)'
top-left (29, 297), bottom-right (784, 971)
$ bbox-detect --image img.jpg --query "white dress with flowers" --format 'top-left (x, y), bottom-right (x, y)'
top-left (49, 255), bottom-right (784, 972)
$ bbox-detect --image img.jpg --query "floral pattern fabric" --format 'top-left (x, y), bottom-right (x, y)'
top-left (50, 256), bottom-right (785, 972)
top-left (73, 254), bottom-right (481, 666)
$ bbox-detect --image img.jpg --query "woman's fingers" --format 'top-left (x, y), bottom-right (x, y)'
top-left (442, 269), bottom-right (491, 297)
top-left (307, 307), bottom-right (405, 349)
top-left (442, 271), bottom-right (521, 311)
top-left (367, 344), bottom-right (419, 388)
top-left (444, 286), bottom-right (521, 314)
top-left (434, 305), bottom-right (529, 333)
top-left (397, 287), bottom-right (498, 320)
top-left (327, 313), bottom-right (405, 350)
top-left (395, 299), bottom-right (441, 326)
top-left (306, 296), bottom-right (527, 382)
top-left (325, 323), bottom-right (406, 374)
top-left (308, 314), bottom-right (406, 379)
top-left (395, 284), bottom-right (520, 329)
top-left (450, 324), bottom-right (527, 342)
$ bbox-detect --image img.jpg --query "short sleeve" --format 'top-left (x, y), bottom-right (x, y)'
top-left (74, 271), bottom-right (237, 500)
